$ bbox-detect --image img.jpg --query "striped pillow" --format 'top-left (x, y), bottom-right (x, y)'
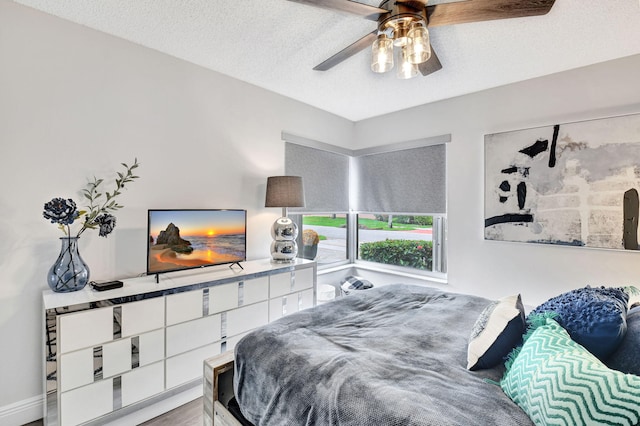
top-left (500, 318), bottom-right (640, 426)
top-left (467, 294), bottom-right (525, 370)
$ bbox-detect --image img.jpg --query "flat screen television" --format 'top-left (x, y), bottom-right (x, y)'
top-left (147, 209), bottom-right (246, 278)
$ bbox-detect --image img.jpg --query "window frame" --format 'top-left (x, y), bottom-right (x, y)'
top-left (353, 213), bottom-right (447, 280)
top-left (292, 211), bottom-right (447, 282)
top-left (283, 132), bottom-right (449, 281)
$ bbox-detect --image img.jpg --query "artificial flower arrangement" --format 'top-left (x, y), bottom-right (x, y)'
top-left (43, 159), bottom-right (140, 238)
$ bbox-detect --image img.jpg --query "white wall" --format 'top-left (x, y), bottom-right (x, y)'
top-left (0, 1), bottom-right (354, 423)
top-left (355, 54), bottom-right (640, 305)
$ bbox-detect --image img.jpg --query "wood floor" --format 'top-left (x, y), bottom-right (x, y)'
top-left (22, 397), bottom-right (203, 426)
top-left (141, 397), bottom-right (203, 425)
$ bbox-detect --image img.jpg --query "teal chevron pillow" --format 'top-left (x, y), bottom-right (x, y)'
top-left (500, 318), bottom-right (640, 426)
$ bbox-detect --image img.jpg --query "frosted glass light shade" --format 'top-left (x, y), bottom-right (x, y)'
top-left (371, 34), bottom-right (394, 73)
top-left (407, 24), bottom-right (431, 64)
top-left (397, 47), bottom-right (418, 79)
top-left (393, 25), bottom-right (409, 47)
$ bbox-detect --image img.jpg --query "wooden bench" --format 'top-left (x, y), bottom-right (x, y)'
top-left (204, 351), bottom-right (243, 426)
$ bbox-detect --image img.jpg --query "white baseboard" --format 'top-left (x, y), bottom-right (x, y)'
top-left (0, 395), bottom-right (43, 426)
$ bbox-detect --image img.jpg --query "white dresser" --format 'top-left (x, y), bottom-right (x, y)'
top-left (43, 259), bottom-right (316, 426)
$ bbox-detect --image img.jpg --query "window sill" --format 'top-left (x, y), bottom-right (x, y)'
top-left (316, 261), bottom-right (447, 286)
top-left (317, 262), bottom-right (352, 275)
top-left (353, 262), bottom-right (448, 285)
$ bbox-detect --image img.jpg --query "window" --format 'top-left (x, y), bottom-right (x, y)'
top-left (291, 213), bottom-right (349, 266)
top-left (352, 142), bottom-right (447, 277)
top-left (357, 214), bottom-right (446, 274)
top-left (285, 136), bottom-right (351, 268)
top-left (283, 132), bottom-right (448, 277)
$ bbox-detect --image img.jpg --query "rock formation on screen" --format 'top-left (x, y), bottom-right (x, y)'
top-left (155, 223), bottom-right (193, 253)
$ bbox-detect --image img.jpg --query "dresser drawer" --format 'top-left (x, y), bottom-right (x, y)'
top-left (298, 288), bottom-right (314, 311)
top-left (138, 329), bottom-right (165, 367)
top-left (166, 343), bottom-right (221, 389)
top-left (269, 272), bottom-right (293, 298)
top-left (103, 329), bottom-right (165, 378)
top-left (60, 378), bottom-right (113, 426)
top-left (121, 297), bottom-right (165, 337)
top-left (102, 337), bottom-right (133, 379)
top-left (166, 314), bottom-right (222, 357)
top-left (241, 276), bottom-right (269, 305)
top-left (208, 282), bottom-right (239, 314)
top-left (59, 308), bottom-right (113, 354)
top-left (270, 269), bottom-right (314, 298)
top-left (226, 301), bottom-right (268, 337)
top-left (166, 290), bottom-right (204, 325)
top-left (269, 289), bottom-right (314, 322)
top-left (121, 362), bottom-right (165, 407)
top-left (60, 348), bottom-right (94, 392)
top-left (294, 267), bottom-right (314, 291)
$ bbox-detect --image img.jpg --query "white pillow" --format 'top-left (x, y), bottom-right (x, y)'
top-left (467, 294), bottom-right (525, 371)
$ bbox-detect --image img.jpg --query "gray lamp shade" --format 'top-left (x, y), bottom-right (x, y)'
top-left (265, 176), bottom-right (305, 208)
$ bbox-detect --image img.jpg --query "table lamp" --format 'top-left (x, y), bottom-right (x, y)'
top-left (265, 176), bottom-right (305, 263)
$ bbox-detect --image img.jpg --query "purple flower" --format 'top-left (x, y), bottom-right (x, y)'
top-left (43, 198), bottom-right (79, 225)
top-left (95, 214), bottom-right (116, 237)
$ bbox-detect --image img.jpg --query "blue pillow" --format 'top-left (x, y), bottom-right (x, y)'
top-left (467, 294), bottom-right (525, 370)
top-left (529, 286), bottom-right (628, 360)
top-left (606, 305), bottom-right (640, 375)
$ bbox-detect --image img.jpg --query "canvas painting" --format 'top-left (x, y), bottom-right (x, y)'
top-left (484, 113), bottom-right (640, 250)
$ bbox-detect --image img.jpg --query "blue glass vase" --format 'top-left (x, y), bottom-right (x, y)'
top-left (47, 237), bottom-right (90, 292)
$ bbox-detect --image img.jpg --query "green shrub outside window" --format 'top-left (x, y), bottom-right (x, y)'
top-left (359, 239), bottom-right (433, 270)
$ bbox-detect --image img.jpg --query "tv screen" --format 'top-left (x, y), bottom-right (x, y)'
top-left (147, 209), bottom-right (246, 276)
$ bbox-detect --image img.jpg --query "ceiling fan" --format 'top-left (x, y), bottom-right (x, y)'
top-left (287, 0), bottom-right (556, 79)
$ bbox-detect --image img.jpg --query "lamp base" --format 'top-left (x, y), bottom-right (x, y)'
top-left (270, 239), bottom-right (298, 263)
top-left (270, 217), bottom-right (299, 263)
top-left (270, 258), bottom-right (297, 264)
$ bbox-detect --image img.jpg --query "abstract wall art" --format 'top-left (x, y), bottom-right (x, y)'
top-left (484, 113), bottom-right (640, 250)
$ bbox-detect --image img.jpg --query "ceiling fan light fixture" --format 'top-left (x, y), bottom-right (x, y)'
top-left (295, 0), bottom-right (557, 79)
top-left (392, 23), bottom-right (410, 47)
top-left (371, 33), bottom-right (394, 73)
top-left (397, 46), bottom-right (418, 79)
top-left (407, 22), bottom-right (430, 64)
top-left (371, 1), bottom-right (430, 78)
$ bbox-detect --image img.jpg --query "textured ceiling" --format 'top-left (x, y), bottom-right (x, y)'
top-left (11, 0), bottom-right (640, 121)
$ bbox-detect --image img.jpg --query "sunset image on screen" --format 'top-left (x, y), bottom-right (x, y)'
top-left (148, 210), bottom-right (246, 274)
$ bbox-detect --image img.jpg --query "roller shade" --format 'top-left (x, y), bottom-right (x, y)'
top-left (285, 142), bottom-right (350, 213)
top-left (354, 144), bottom-right (446, 213)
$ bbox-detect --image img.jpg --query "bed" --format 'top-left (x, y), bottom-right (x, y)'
top-left (206, 283), bottom-right (640, 426)
top-left (230, 284), bottom-right (533, 426)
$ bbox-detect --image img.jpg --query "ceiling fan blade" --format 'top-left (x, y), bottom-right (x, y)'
top-left (427, 0), bottom-right (555, 28)
top-left (313, 30), bottom-right (378, 71)
top-left (287, 0), bottom-right (389, 21)
top-left (419, 46), bottom-right (442, 76)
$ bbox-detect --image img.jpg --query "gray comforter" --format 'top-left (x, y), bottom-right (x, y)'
top-left (234, 284), bottom-right (533, 426)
